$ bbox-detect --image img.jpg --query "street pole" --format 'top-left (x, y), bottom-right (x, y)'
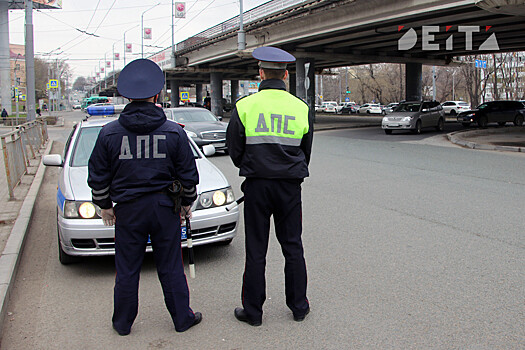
top-left (141, 3), bottom-right (160, 59)
top-left (432, 66), bottom-right (436, 100)
top-left (112, 42), bottom-right (116, 86)
top-left (171, 0), bottom-right (175, 68)
top-left (123, 25), bottom-right (138, 66)
top-left (14, 56), bottom-right (19, 125)
top-left (24, 0), bottom-right (37, 121)
top-left (238, 0), bottom-right (246, 51)
top-left (104, 53), bottom-right (107, 89)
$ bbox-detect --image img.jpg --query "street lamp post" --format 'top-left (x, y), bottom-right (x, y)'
top-left (123, 25), bottom-right (138, 66)
top-left (141, 3), bottom-right (160, 58)
top-left (13, 54), bottom-right (21, 125)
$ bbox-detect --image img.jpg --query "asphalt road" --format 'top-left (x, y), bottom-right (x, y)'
top-left (1, 115), bottom-right (524, 349)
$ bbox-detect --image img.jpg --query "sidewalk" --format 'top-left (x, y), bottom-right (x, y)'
top-left (448, 126), bottom-right (525, 152)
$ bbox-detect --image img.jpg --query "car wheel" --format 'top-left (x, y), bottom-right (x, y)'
top-left (367, 110), bottom-right (370, 114)
top-left (412, 120), bottom-right (422, 134)
top-left (477, 116), bottom-right (488, 128)
top-left (462, 122), bottom-right (471, 127)
top-left (384, 129), bottom-right (392, 135)
top-left (514, 114), bottom-right (524, 126)
top-left (450, 110), bottom-right (457, 116)
top-left (498, 122), bottom-right (506, 126)
top-left (58, 231), bottom-right (79, 265)
top-left (436, 118), bottom-right (444, 132)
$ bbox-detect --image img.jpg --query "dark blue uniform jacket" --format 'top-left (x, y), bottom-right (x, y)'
top-left (88, 101), bottom-right (199, 209)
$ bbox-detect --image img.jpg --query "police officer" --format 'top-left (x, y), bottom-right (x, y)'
top-left (226, 46), bottom-right (313, 326)
top-left (88, 59), bottom-right (202, 335)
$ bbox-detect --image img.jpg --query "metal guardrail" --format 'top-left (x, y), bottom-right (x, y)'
top-left (176, 0), bottom-right (309, 51)
top-left (1, 120), bottom-right (48, 200)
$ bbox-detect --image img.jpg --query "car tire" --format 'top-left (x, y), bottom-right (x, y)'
top-left (58, 234), bottom-right (79, 265)
top-left (412, 120), bottom-right (422, 134)
top-left (367, 110), bottom-right (370, 114)
top-left (450, 110), bottom-right (457, 116)
top-left (384, 129), bottom-right (392, 135)
top-left (477, 116), bottom-right (488, 128)
top-left (514, 114), bottom-right (524, 126)
top-left (462, 122), bottom-right (471, 127)
top-left (498, 122), bottom-right (506, 126)
top-left (436, 118), bottom-right (444, 132)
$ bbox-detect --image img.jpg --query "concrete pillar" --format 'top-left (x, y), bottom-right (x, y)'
top-left (231, 79), bottom-right (239, 104)
top-left (170, 80), bottom-right (180, 107)
top-left (289, 73), bottom-right (296, 96)
top-left (195, 83), bottom-right (203, 106)
top-left (210, 72), bottom-right (223, 117)
top-left (295, 58), bottom-right (316, 122)
top-left (406, 63), bottom-right (422, 101)
top-left (0, 3), bottom-right (11, 114)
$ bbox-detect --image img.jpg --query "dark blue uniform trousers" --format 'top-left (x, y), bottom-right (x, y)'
top-left (112, 193), bottom-right (195, 333)
top-left (242, 178), bottom-right (309, 322)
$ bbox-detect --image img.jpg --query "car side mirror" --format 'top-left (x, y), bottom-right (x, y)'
top-left (216, 116), bottom-right (223, 121)
top-left (43, 154), bottom-right (63, 167)
top-left (202, 144), bottom-right (216, 157)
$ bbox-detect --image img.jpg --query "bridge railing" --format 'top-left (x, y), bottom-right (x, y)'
top-left (1, 120), bottom-right (48, 200)
top-left (177, 0), bottom-right (308, 51)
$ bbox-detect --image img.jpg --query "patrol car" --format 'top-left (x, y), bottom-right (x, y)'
top-left (43, 117), bottom-right (239, 264)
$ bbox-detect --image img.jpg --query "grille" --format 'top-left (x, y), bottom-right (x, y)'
top-left (389, 117), bottom-right (402, 121)
top-left (201, 131), bottom-right (226, 140)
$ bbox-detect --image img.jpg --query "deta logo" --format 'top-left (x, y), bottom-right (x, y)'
top-left (398, 26), bottom-right (499, 51)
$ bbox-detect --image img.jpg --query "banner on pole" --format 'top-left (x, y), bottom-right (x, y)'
top-left (126, 43), bottom-right (132, 52)
top-left (115, 53), bottom-right (120, 60)
top-left (144, 28), bottom-right (152, 40)
top-left (106, 61), bottom-right (111, 67)
top-left (175, 2), bottom-right (186, 18)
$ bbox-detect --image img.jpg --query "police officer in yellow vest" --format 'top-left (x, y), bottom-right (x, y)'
top-left (226, 46), bottom-right (313, 326)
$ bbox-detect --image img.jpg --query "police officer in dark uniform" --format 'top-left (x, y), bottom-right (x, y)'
top-left (88, 59), bottom-right (202, 335)
top-left (226, 47), bottom-right (313, 326)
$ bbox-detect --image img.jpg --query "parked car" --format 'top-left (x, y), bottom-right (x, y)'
top-left (164, 107), bottom-right (228, 152)
top-left (382, 103), bottom-right (399, 115)
top-left (441, 101), bottom-right (471, 116)
top-left (336, 102), bottom-right (357, 114)
top-left (315, 104), bottom-right (323, 112)
top-left (318, 101), bottom-right (338, 113)
top-left (456, 100), bottom-right (525, 128)
top-left (72, 104), bottom-right (82, 110)
top-left (340, 103), bottom-right (359, 114)
top-left (382, 100), bottom-right (445, 134)
top-left (42, 117), bottom-right (239, 264)
top-left (358, 103), bottom-right (382, 114)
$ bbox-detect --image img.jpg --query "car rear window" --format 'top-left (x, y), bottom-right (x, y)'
top-left (170, 109), bottom-right (218, 123)
top-left (458, 102), bottom-right (469, 106)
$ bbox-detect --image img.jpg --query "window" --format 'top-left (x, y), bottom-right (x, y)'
top-left (71, 126), bottom-right (103, 167)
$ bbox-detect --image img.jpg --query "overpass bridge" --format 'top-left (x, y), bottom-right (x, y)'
top-left (91, 0), bottom-right (525, 116)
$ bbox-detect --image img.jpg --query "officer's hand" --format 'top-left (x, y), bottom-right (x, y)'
top-left (181, 205), bottom-right (192, 220)
top-left (101, 208), bottom-right (116, 226)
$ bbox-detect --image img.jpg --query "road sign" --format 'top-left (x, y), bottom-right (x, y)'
top-left (475, 59), bottom-right (487, 69)
top-left (20, 94), bottom-right (26, 101)
top-left (180, 91), bottom-right (190, 101)
top-left (49, 79), bottom-right (58, 88)
top-left (345, 97), bottom-right (350, 102)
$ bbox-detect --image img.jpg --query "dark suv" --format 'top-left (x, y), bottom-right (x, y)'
top-left (457, 100), bottom-right (525, 128)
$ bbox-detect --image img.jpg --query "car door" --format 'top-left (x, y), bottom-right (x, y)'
top-left (420, 102), bottom-right (432, 127)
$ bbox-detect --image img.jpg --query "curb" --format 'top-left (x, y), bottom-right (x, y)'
top-left (0, 140), bottom-right (53, 332)
top-left (447, 130), bottom-right (523, 152)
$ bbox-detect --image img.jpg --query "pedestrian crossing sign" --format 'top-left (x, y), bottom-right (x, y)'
top-left (49, 79), bottom-right (58, 89)
top-left (180, 91), bottom-right (190, 101)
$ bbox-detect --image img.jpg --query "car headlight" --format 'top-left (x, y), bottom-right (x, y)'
top-left (63, 200), bottom-right (100, 219)
top-left (197, 187), bottom-right (235, 210)
top-left (466, 113), bottom-right (475, 117)
top-left (401, 116), bottom-right (412, 122)
top-left (186, 131), bottom-right (198, 138)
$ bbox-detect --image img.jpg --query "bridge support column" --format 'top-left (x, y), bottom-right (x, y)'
top-left (295, 58), bottom-right (316, 122)
top-left (196, 83), bottom-right (203, 105)
top-left (231, 79), bottom-right (239, 104)
top-left (288, 73), bottom-right (296, 96)
top-left (406, 63), bottom-right (422, 101)
top-left (210, 72), bottom-right (223, 116)
top-left (170, 80), bottom-right (180, 107)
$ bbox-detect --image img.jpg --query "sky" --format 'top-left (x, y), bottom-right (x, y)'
top-left (7, 0), bottom-right (270, 80)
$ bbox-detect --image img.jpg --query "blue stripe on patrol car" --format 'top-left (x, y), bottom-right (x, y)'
top-left (57, 186), bottom-right (66, 212)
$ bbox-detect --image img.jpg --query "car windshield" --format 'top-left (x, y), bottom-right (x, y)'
top-left (170, 109), bottom-right (218, 123)
top-left (395, 103), bottom-right (421, 112)
top-left (70, 125), bottom-right (199, 167)
top-left (477, 103), bottom-right (490, 109)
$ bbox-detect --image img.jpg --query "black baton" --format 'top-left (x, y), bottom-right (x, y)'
top-left (185, 215), bottom-right (196, 278)
top-left (225, 196), bottom-right (244, 211)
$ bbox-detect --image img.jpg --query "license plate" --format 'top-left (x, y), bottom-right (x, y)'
top-left (181, 226), bottom-right (187, 240)
top-left (213, 143), bottom-right (225, 149)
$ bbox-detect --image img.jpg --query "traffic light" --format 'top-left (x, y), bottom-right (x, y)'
top-left (346, 86), bottom-right (351, 94)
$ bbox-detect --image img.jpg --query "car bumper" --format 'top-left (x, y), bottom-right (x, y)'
top-left (57, 205), bottom-right (239, 257)
top-left (382, 120), bottom-right (414, 129)
top-left (457, 116), bottom-right (476, 123)
top-left (193, 139), bottom-right (227, 151)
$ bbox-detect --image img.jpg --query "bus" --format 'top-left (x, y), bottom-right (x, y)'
top-left (81, 96), bottom-right (109, 109)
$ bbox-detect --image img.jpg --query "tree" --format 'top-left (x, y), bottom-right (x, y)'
top-left (73, 77), bottom-right (88, 91)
